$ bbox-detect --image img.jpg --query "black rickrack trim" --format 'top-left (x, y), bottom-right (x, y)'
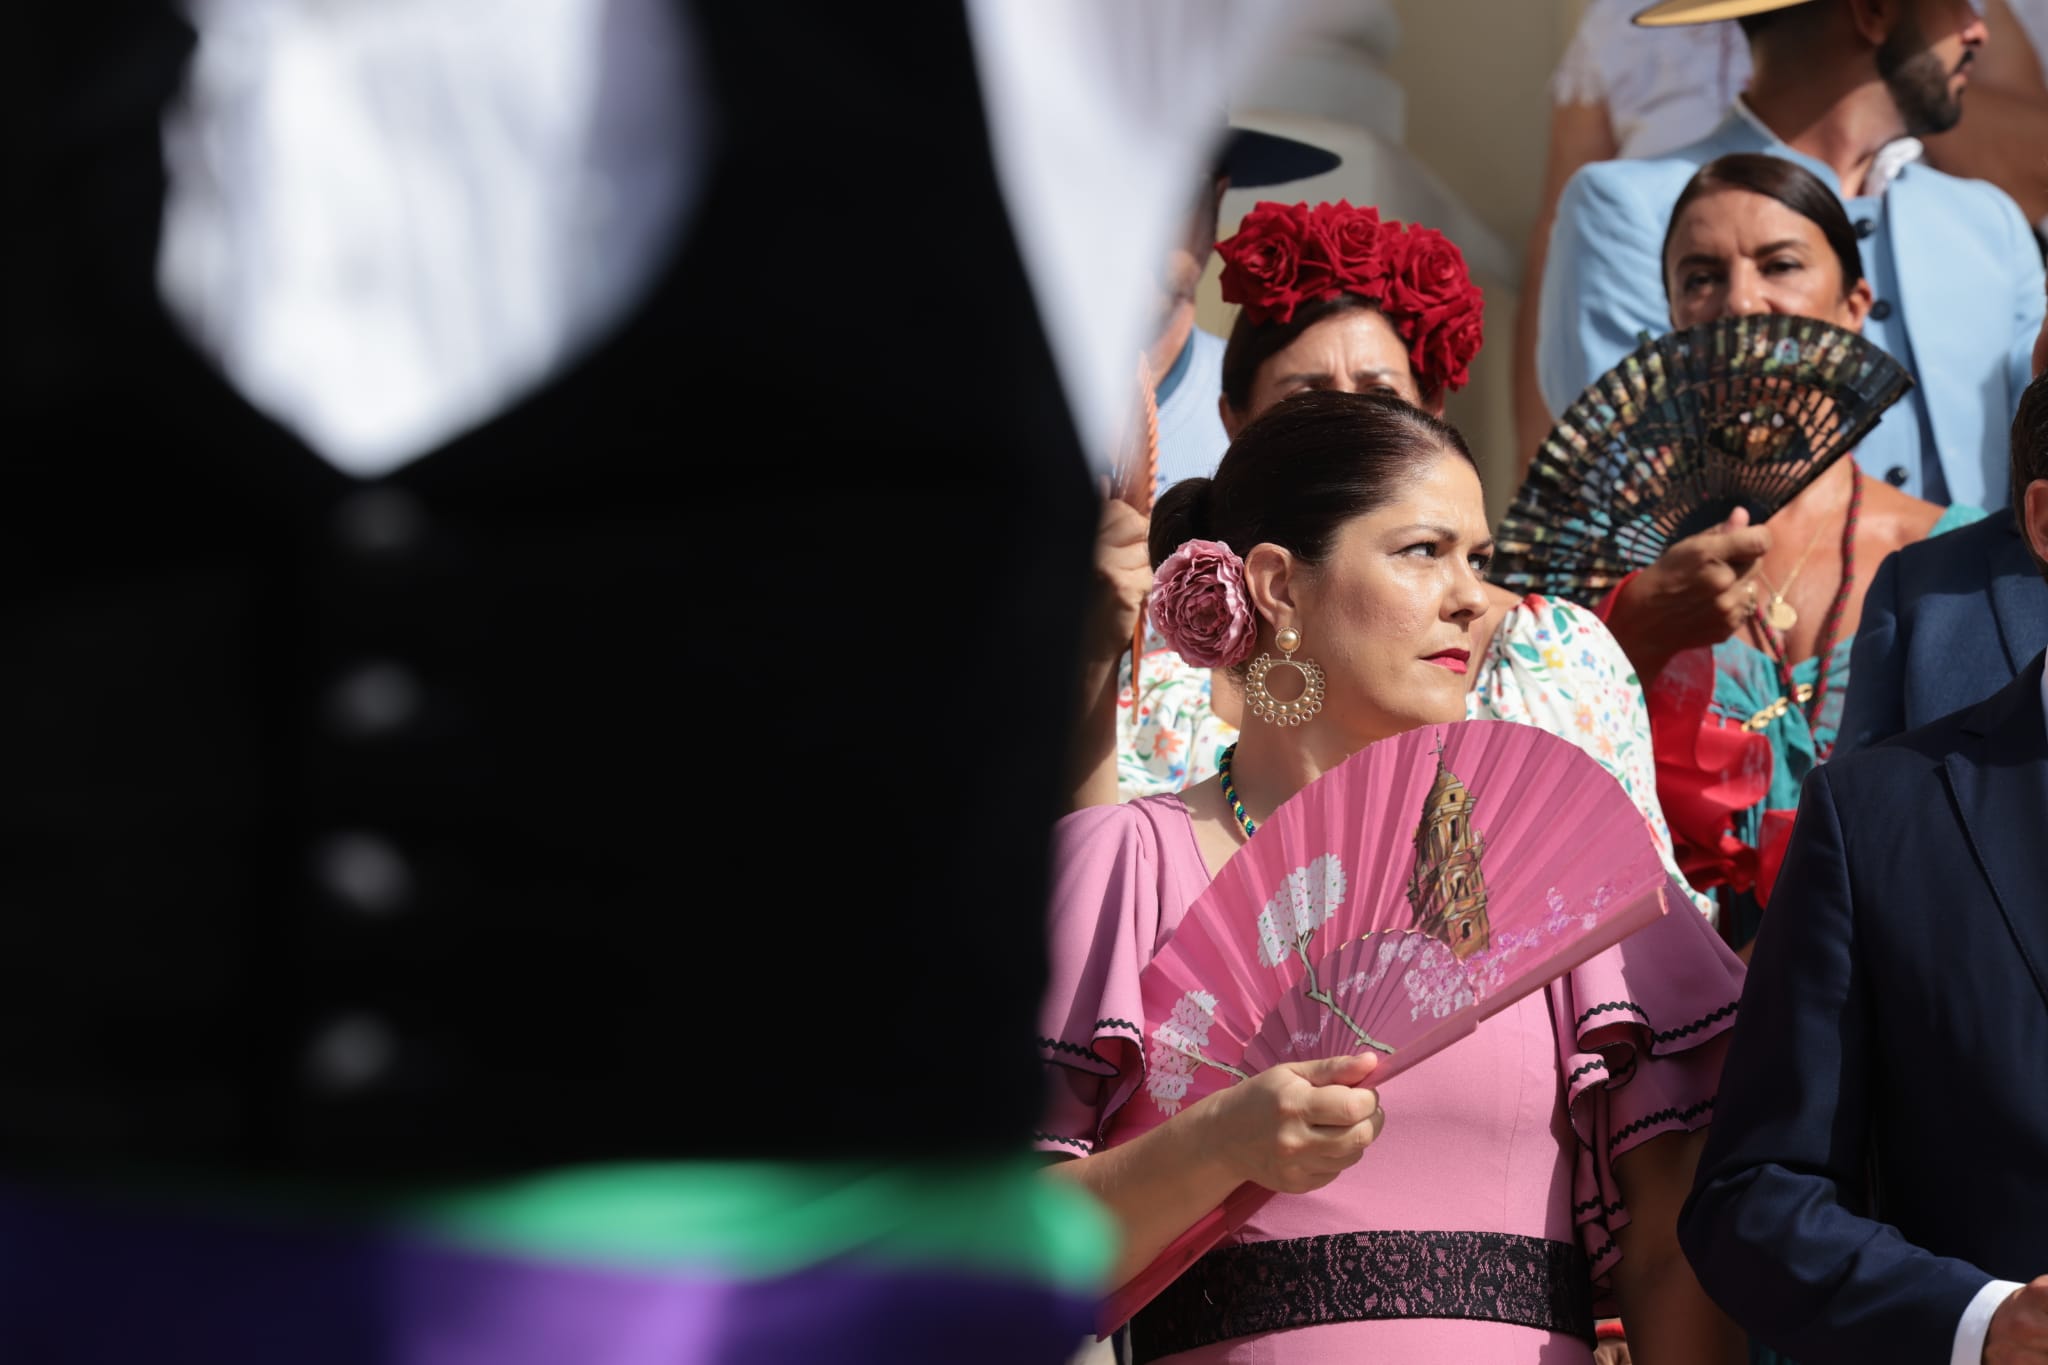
top-left (1584, 1236), bottom-right (1618, 1267)
top-left (1574, 1000), bottom-right (1651, 1030)
top-left (1037, 1037), bottom-right (1101, 1061)
top-left (1037, 1018), bottom-right (1143, 1061)
top-left (1651, 1000), bottom-right (1737, 1043)
top-left (1035, 1018), bottom-right (1142, 1052)
top-left (1608, 1096), bottom-right (1717, 1151)
top-left (1572, 1194), bottom-right (1627, 1217)
top-left (1034, 1131), bottom-right (1093, 1153)
top-left (1567, 1058), bottom-right (1609, 1084)
top-left (1129, 1229), bottom-right (1595, 1362)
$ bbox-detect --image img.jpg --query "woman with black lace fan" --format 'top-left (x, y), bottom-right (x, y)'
top-left (1598, 153), bottom-right (1984, 949)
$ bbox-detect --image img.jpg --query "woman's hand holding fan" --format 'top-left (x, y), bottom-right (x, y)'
top-left (1489, 314), bottom-right (1909, 606)
top-left (1603, 506), bottom-right (1774, 682)
top-left (1189, 1051), bottom-right (1386, 1197)
top-left (1096, 719), bottom-right (1683, 1334)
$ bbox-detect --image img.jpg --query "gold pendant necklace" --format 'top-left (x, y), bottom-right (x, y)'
top-left (1756, 513), bottom-right (1834, 631)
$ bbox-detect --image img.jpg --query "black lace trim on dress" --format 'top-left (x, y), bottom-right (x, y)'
top-left (1129, 1229), bottom-right (1595, 1362)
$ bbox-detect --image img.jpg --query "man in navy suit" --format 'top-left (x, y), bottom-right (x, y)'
top-left (1679, 368), bottom-right (2048, 1361)
top-left (1838, 299), bottom-right (2048, 754)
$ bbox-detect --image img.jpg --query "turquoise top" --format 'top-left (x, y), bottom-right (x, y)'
top-left (1708, 502), bottom-right (1985, 849)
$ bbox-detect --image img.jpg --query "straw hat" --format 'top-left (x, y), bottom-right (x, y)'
top-left (1632, 0), bottom-right (1814, 27)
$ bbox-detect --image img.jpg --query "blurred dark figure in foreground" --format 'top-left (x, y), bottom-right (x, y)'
top-left (1, 2), bottom-right (1277, 1359)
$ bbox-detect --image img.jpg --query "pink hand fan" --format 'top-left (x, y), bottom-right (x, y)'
top-left (1097, 717), bottom-right (1677, 1335)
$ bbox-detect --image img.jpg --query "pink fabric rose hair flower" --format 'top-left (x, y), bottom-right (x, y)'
top-left (1149, 539), bottom-right (1259, 668)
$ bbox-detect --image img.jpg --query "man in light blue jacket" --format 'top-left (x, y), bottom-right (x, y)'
top-left (1538, 0), bottom-right (2044, 511)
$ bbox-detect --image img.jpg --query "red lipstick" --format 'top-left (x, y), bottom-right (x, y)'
top-left (1424, 649), bottom-right (1470, 675)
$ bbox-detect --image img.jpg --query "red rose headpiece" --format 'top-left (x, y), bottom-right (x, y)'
top-left (1216, 200), bottom-right (1486, 393)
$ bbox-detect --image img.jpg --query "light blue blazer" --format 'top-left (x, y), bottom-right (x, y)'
top-left (1537, 110), bottom-right (2044, 510)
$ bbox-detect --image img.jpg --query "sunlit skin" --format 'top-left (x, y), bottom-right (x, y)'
top-left (1221, 307), bottom-right (1439, 440)
top-left (1665, 191), bottom-right (1873, 332)
top-left (1222, 308), bottom-right (1541, 685)
top-left (1882, 0), bottom-right (1986, 135)
top-left (1183, 451), bottom-right (1493, 878)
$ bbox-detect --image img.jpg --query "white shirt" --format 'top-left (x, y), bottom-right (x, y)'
top-left (158, 0), bottom-right (704, 478)
top-left (158, 0), bottom-right (1303, 477)
top-left (1550, 0), bottom-right (1750, 158)
top-left (1955, 1278), bottom-right (2026, 1364)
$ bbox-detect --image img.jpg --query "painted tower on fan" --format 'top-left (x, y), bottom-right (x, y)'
top-left (1407, 744), bottom-right (1491, 959)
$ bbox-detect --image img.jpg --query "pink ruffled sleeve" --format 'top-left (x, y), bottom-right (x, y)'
top-left (1035, 799), bottom-right (1195, 1158)
top-left (1550, 888), bottom-right (1745, 1301)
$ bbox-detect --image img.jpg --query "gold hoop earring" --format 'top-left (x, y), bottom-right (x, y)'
top-left (1244, 626), bottom-right (1326, 727)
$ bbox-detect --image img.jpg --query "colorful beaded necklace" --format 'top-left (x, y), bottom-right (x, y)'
top-left (1217, 742), bottom-right (1258, 839)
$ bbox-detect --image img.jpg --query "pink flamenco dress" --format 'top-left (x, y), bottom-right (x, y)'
top-left (1039, 603), bottom-right (1744, 1364)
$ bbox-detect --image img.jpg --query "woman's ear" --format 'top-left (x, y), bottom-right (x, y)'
top-left (1219, 393), bottom-right (1245, 441)
top-left (1838, 276), bottom-right (1875, 332)
top-left (1241, 542), bottom-right (1301, 640)
top-left (1419, 386), bottom-right (1447, 420)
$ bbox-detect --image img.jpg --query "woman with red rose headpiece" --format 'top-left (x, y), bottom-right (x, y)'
top-left (1106, 203), bottom-right (1711, 928)
top-left (1040, 209), bottom-right (1746, 1365)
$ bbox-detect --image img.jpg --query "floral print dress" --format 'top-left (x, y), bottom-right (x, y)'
top-left (1115, 594), bottom-right (1715, 920)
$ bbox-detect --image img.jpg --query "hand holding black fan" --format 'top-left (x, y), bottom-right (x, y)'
top-left (1491, 315), bottom-right (1912, 605)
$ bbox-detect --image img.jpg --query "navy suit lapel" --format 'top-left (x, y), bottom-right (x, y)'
top-left (1987, 528), bottom-right (2048, 674)
top-left (1943, 655), bottom-right (2048, 1013)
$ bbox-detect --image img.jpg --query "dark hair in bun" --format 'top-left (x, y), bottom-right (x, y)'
top-left (1150, 389), bottom-right (1477, 570)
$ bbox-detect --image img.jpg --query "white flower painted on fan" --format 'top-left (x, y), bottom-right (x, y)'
top-left (1256, 855), bottom-right (1346, 967)
top-left (1399, 937), bottom-right (1474, 1022)
top-left (1157, 990), bottom-right (1219, 1054)
top-left (1145, 1052), bottom-right (1194, 1113)
top-left (1291, 854), bottom-right (1346, 933)
top-left (1147, 990), bottom-right (1221, 1115)
top-left (1256, 898), bottom-right (1292, 967)
top-left (1545, 887), bottom-right (1570, 934)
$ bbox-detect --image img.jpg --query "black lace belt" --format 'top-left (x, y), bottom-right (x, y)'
top-left (1129, 1229), bottom-right (1595, 1362)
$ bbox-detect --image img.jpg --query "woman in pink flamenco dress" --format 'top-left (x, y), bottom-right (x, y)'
top-left (1040, 391), bottom-right (1747, 1364)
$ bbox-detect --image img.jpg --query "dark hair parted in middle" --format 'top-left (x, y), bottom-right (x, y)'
top-left (1149, 389), bottom-right (1478, 570)
top-left (1661, 152), bottom-right (1865, 300)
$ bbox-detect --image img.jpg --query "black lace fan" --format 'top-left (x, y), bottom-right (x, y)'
top-left (1490, 315), bottom-right (1912, 605)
